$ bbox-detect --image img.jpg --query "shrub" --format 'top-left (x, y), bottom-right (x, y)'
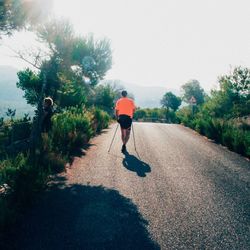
top-left (11, 121), bottom-right (31, 142)
top-left (0, 154), bottom-right (48, 195)
top-left (92, 107), bottom-right (110, 133)
top-left (176, 107), bottom-right (195, 128)
top-left (221, 124), bottom-right (250, 156)
top-left (41, 133), bottom-right (66, 173)
top-left (50, 106), bottom-right (94, 156)
top-left (244, 132), bottom-right (250, 157)
top-left (0, 153), bottom-right (50, 233)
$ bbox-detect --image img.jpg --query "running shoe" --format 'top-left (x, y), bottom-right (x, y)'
top-left (121, 144), bottom-right (126, 153)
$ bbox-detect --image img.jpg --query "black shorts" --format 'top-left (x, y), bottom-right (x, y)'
top-left (118, 115), bottom-right (132, 129)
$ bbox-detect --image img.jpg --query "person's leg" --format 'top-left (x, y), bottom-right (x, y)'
top-left (121, 128), bottom-right (127, 152)
top-left (124, 127), bottom-right (131, 145)
top-left (121, 128), bottom-right (126, 144)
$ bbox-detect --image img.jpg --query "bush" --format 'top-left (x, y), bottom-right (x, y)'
top-left (0, 153), bottom-right (50, 233)
top-left (0, 154), bottom-right (48, 195)
top-left (11, 121), bottom-right (31, 142)
top-left (176, 107), bottom-right (195, 128)
top-left (221, 124), bottom-right (250, 156)
top-left (178, 104), bottom-right (250, 157)
top-left (50, 106), bottom-right (94, 156)
top-left (92, 107), bottom-right (110, 133)
top-left (134, 108), bottom-right (179, 123)
top-left (41, 133), bottom-right (67, 173)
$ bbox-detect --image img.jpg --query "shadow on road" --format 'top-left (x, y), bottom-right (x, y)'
top-left (3, 184), bottom-right (159, 250)
top-left (69, 143), bottom-right (96, 165)
top-left (122, 151), bottom-right (151, 177)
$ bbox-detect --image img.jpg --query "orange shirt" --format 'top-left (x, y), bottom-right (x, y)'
top-left (115, 97), bottom-right (136, 118)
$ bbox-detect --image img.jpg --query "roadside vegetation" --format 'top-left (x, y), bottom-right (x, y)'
top-left (0, 3), bottom-right (118, 236)
top-left (135, 67), bottom-right (250, 158)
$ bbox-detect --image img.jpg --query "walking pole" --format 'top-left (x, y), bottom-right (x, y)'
top-left (131, 123), bottom-right (137, 152)
top-left (108, 123), bottom-right (119, 152)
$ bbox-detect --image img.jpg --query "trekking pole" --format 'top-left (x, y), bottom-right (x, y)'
top-left (131, 123), bottom-right (137, 152)
top-left (108, 123), bottom-right (119, 152)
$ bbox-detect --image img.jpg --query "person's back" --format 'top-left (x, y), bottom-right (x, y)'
top-left (115, 90), bottom-right (136, 153)
top-left (115, 97), bottom-right (135, 118)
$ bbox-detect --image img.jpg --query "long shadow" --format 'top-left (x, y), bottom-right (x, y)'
top-left (69, 143), bottom-right (96, 165)
top-left (3, 184), bottom-right (159, 250)
top-left (122, 151), bottom-right (151, 177)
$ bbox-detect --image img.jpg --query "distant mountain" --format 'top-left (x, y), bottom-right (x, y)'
top-left (0, 65), bottom-right (180, 119)
top-left (0, 65), bottom-right (34, 118)
top-left (112, 80), bottom-right (180, 108)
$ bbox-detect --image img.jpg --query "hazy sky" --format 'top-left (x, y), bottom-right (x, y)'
top-left (0, 0), bottom-right (250, 91)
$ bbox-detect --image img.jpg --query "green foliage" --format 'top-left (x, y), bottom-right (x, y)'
top-left (57, 74), bottom-right (88, 108)
top-left (178, 67), bottom-right (250, 157)
top-left (0, 117), bottom-right (3, 126)
top-left (17, 19), bottom-right (113, 113)
top-left (91, 84), bottom-right (115, 114)
top-left (220, 122), bottom-right (250, 155)
top-left (50, 106), bottom-right (94, 156)
top-left (40, 133), bottom-right (67, 173)
top-left (0, 153), bottom-right (49, 232)
top-left (0, 113), bottom-right (31, 158)
top-left (181, 79), bottom-right (205, 105)
top-left (92, 107), bottom-right (110, 133)
top-left (217, 66), bottom-right (250, 118)
top-left (37, 19), bottom-right (112, 86)
top-left (37, 18), bottom-right (75, 66)
top-left (5, 108), bottom-right (16, 120)
top-left (16, 69), bottom-right (41, 106)
top-left (134, 109), bottom-right (147, 120)
top-left (222, 66), bottom-right (250, 97)
top-left (0, 0), bottom-right (51, 37)
top-left (176, 107), bottom-right (194, 127)
top-left (1, 14), bottom-right (114, 235)
top-left (72, 35), bottom-right (112, 85)
top-left (134, 108), bottom-right (178, 123)
top-left (199, 67), bottom-right (250, 120)
top-left (11, 121), bottom-right (31, 142)
top-left (161, 91), bottom-right (181, 111)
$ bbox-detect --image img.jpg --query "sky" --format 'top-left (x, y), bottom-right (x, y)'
top-left (0, 0), bottom-right (250, 92)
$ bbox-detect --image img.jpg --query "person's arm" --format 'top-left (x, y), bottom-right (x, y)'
top-left (132, 101), bottom-right (136, 117)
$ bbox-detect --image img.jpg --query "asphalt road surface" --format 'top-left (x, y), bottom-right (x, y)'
top-left (4, 123), bottom-right (250, 249)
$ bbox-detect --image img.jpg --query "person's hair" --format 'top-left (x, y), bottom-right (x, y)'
top-left (121, 90), bottom-right (127, 97)
top-left (44, 97), bottom-right (53, 106)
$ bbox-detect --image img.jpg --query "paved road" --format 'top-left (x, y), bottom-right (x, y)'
top-left (5, 123), bottom-right (250, 249)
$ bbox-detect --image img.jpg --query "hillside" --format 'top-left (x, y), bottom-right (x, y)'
top-left (105, 80), bottom-right (179, 108)
top-left (121, 81), bottom-right (179, 108)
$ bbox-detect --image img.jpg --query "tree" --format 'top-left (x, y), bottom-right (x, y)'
top-left (72, 34), bottom-right (112, 86)
top-left (205, 66), bottom-right (250, 118)
top-left (17, 18), bottom-right (113, 108)
top-left (0, 0), bottom-right (51, 37)
top-left (91, 84), bottom-right (115, 113)
top-left (17, 68), bottom-right (41, 106)
top-left (15, 18), bottom-right (113, 153)
top-left (100, 79), bottom-right (126, 101)
top-left (5, 108), bottom-right (16, 120)
top-left (181, 80), bottom-right (205, 105)
top-left (134, 108), bottom-right (147, 120)
top-left (161, 92), bottom-right (181, 111)
top-left (37, 18), bottom-right (112, 86)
